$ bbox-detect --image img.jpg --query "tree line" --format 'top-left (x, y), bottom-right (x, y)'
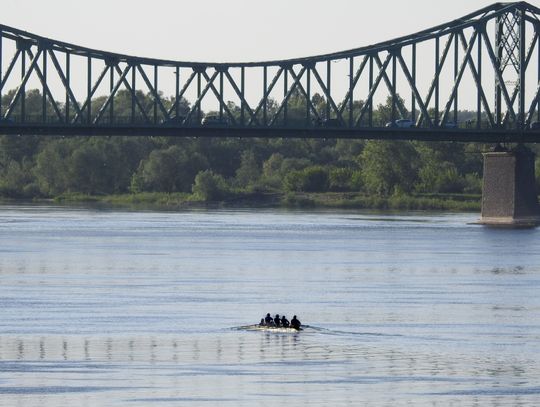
top-left (1, 88), bottom-right (539, 201)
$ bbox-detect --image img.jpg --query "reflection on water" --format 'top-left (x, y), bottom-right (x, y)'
top-left (1, 331), bottom-right (538, 407)
top-left (0, 205), bottom-right (539, 406)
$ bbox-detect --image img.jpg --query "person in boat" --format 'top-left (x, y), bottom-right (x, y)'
top-left (281, 315), bottom-right (290, 328)
top-left (274, 314), bottom-right (281, 327)
top-left (290, 315), bottom-right (301, 330)
top-left (264, 313), bottom-right (274, 326)
top-left (259, 318), bottom-right (265, 326)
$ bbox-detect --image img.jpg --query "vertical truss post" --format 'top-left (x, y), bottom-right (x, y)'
top-left (435, 36), bottom-right (440, 124)
top-left (241, 67), bottom-right (245, 126)
top-left (477, 26), bottom-right (483, 128)
top-left (197, 70), bottom-right (202, 123)
top-left (369, 56), bottom-right (374, 126)
top-left (538, 25), bottom-right (540, 122)
top-left (326, 60), bottom-right (331, 120)
top-left (42, 44), bottom-right (47, 123)
top-left (348, 57), bottom-right (353, 127)
top-left (175, 66), bottom-right (180, 119)
top-left (21, 46), bottom-right (26, 122)
top-left (219, 69), bottom-right (224, 122)
top-left (391, 51), bottom-right (397, 122)
top-left (87, 56), bottom-right (92, 124)
top-left (519, 8), bottom-right (526, 128)
top-left (131, 63), bottom-right (136, 123)
top-left (0, 33), bottom-right (2, 118)
top-left (495, 16), bottom-right (503, 125)
top-left (412, 43), bottom-right (416, 123)
top-left (306, 64), bottom-right (311, 126)
top-left (454, 33), bottom-right (459, 124)
top-left (65, 52), bottom-right (70, 123)
top-left (153, 65), bottom-right (158, 124)
top-left (284, 67), bottom-right (288, 126)
top-left (263, 66), bottom-right (268, 126)
top-left (109, 62), bottom-right (114, 124)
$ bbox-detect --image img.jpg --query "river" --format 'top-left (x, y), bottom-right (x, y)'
top-left (0, 205), bottom-right (539, 406)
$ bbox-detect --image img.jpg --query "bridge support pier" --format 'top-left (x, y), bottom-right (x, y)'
top-left (479, 145), bottom-right (540, 227)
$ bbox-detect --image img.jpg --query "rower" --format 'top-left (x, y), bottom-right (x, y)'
top-left (264, 313), bottom-right (273, 325)
top-left (281, 315), bottom-right (290, 328)
top-left (259, 318), bottom-right (265, 326)
top-left (290, 315), bottom-right (301, 330)
top-left (274, 314), bottom-right (281, 327)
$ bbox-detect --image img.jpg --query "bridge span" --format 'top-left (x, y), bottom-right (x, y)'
top-left (0, 2), bottom-right (540, 142)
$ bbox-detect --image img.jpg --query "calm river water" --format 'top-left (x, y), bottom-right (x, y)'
top-left (0, 205), bottom-right (539, 406)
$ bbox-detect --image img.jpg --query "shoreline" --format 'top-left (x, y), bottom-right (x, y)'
top-left (0, 192), bottom-right (482, 212)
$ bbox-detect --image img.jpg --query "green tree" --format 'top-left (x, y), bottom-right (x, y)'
top-left (139, 145), bottom-right (208, 192)
top-left (284, 166), bottom-right (329, 192)
top-left (360, 141), bottom-right (419, 195)
top-left (192, 170), bottom-right (229, 201)
top-left (329, 167), bottom-right (353, 192)
top-left (34, 139), bottom-right (73, 195)
top-left (235, 150), bottom-right (261, 188)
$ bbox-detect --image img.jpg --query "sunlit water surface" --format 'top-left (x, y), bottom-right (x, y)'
top-left (0, 205), bottom-right (539, 406)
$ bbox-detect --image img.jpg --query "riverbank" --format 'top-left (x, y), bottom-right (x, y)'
top-left (21, 191), bottom-right (481, 212)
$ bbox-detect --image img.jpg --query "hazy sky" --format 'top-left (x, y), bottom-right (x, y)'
top-left (2, 0), bottom-right (501, 63)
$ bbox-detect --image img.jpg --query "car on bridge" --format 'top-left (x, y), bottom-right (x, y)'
top-left (201, 115), bottom-right (229, 126)
top-left (439, 120), bottom-right (458, 129)
top-left (385, 119), bottom-right (415, 128)
top-left (160, 115), bottom-right (188, 126)
top-left (315, 118), bottom-right (342, 128)
top-left (530, 121), bottom-right (540, 130)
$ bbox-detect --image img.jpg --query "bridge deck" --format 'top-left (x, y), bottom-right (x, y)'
top-left (1, 123), bottom-right (539, 143)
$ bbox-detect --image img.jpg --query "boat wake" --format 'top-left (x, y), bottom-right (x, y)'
top-left (233, 324), bottom-right (403, 338)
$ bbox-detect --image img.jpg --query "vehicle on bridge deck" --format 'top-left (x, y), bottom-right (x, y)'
top-left (160, 115), bottom-right (189, 126)
top-left (201, 115), bottom-right (229, 126)
top-left (530, 121), bottom-right (540, 130)
top-left (385, 119), bottom-right (416, 128)
top-left (439, 120), bottom-right (458, 129)
top-left (316, 118), bottom-right (342, 128)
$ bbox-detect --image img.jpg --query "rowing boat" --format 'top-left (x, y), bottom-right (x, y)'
top-left (238, 324), bottom-right (303, 333)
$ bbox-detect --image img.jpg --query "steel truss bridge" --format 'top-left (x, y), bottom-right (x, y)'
top-left (1, 2), bottom-right (540, 142)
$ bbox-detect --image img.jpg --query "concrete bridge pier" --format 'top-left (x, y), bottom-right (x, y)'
top-left (479, 145), bottom-right (540, 227)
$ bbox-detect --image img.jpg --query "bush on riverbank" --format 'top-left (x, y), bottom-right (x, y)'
top-left (44, 190), bottom-right (482, 212)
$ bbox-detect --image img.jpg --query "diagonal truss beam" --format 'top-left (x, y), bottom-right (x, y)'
top-left (355, 53), bottom-right (393, 126)
top-left (73, 64), bottom-right (110, 124)
top-left (373, 54), bottom-right (408, 118)
top-left (417, 33), bottom-right (455, 126)
top-left (223, 70), bottom-right (258, 125)
top-left (439, 29), bottom-right (495, 127)
top-left (310, 64), bottom-right (345, 124)
top-left (287, 66), bottom-right (322, 124)
top-left (504, 30), bottom-right (539, 125)
top-left (250, 67), bottom-right (284, 126)
top-left (481, 25), bottom-right (518, 125)
top-left (184, 70), bottom-right (220, 123)
top-left (48, 49), bottom-right (83, 121)
top-left (396, 51), bottom-right (433, 127)
top-left (136, 65), bottom-right (171, 122)
top-left (26, 48), bottom-right (63, 122)
top-left (93, 64), bottom-right (131, 124)
top-left (0, 49), bottom-right (21, 93)
top-left (338, 55), bottom-right (369, 117)
top-left (113, 64), bottom-right (151, 124)
top-left (167, 69), bottom-right (197, 119)
top-left (201, 70), bottom-right (237, 125)
top-left (4, 48), bottom-right (43, 119)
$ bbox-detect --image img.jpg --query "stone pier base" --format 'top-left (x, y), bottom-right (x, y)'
top-left (478, 146), bottom-right (540, 227)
